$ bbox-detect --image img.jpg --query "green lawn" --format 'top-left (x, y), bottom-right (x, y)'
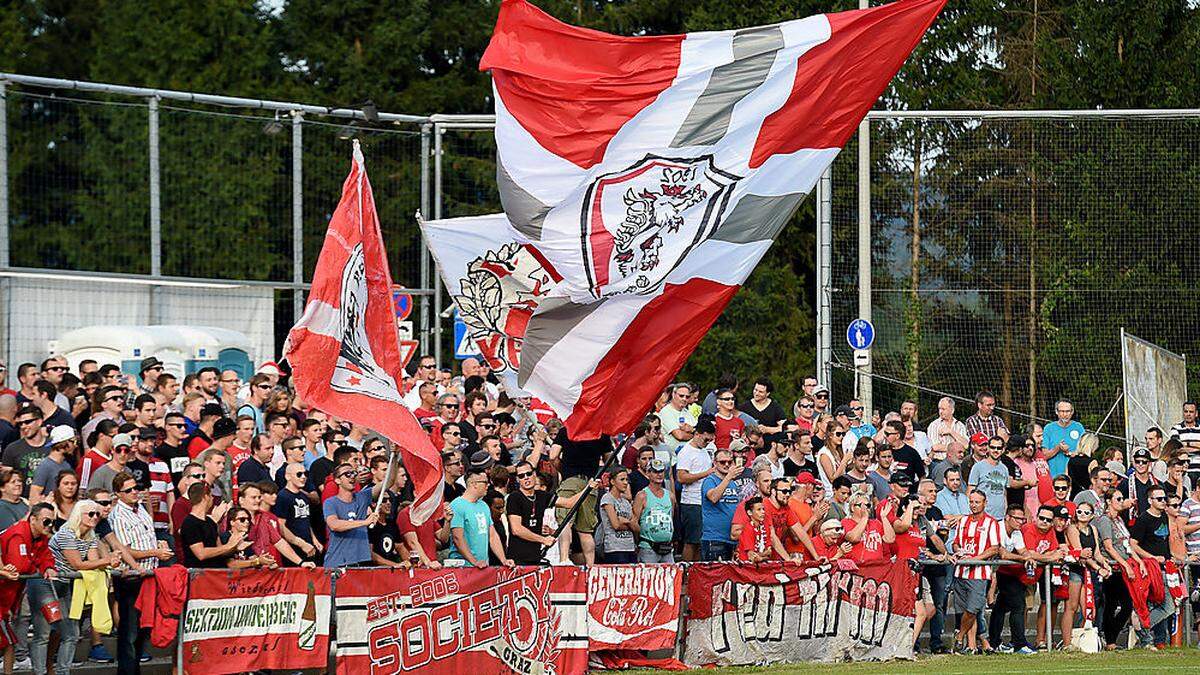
top-left (624, 648), bottom-right (1200, 674)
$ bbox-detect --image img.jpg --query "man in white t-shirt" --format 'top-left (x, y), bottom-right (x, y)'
top-left (675, 418), bottom-right (716, 562)
top-left (402, 355), bottom-right (445, 410)
top-left (658, 384), bottom-right (697, 452)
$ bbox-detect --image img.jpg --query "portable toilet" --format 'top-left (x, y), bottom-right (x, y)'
top-left (53, 325), bottom-right (255, 379)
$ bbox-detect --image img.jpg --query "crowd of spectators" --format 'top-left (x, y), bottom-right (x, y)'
top-left (0, 352), bottom-right (1197, 671)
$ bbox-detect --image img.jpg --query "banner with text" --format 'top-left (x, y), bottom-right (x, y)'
top-left (684, 561), bottom-right (917, 666)
top-left (182, 568), bottom-right (331, 675)
top-left (587, 564), bottom-right (681, 651)
top-left (334, 566), bottom-right (588, 675)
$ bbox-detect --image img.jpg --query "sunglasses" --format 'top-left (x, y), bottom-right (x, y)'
top-left (988, 445), bottom-right (1004, 450)
top-left (444, 431), bottom-right (461, 437)
top-left (1150, 496), bottom-right (1166, 502)
top-left (1037, 515), bottom-right (1053, 523)
top-left (45, 366), bottom-right (68, 373)
top-left (16, 419), bottom-right (38, 426)
top-left (168, 423), bottom-right (187, 428)
top-left (717, 396), bottom-right (735, 401)
top-left (1134, 459), bottom-right (1150, 465)
top-left (95, 499), bottom-right (113, 506)
top-left (336, 472), bottom-right (354, 480)
top-left (850, 406), bottom-right (864, 411)
top-left (1077, 510), bottom-right (1094, 516)
top-left (105, 395), bottom-right (124, 403)
top-left (271, 421), bottom-right (289, 427)
top-left (39, 517), bottom-right (53, 528)
top-left (516, 471), bottom-right (534, 479)
top-left (255, 384), bottom-right (272, 390)
top-left (1053, 485), bottom-right (1070, 491)
top-left (479, 424), bottom-right (497, 429)
top-left (118, 487), bottom-right (138, 494)
top-left (187, 473), bottom-right (204, 480)
top-left (1169, 502), bottom-right (1182, 508)
top-left (85, 511), bottom-right (100, 518)
top-left (232, 516), bottom-right (251, 523)
top-left (715, 459), bottom-right (732, 465)
top-left (799, 403), bottom-right (814, 409)
top-left (441, 403), bottom-right (460, 408)
top-left (815, 393), bottom-right (828, 399)
top-left (445, 460), bottom-right (463, 467)
top-left (775, 488), bottom-right (794, 495)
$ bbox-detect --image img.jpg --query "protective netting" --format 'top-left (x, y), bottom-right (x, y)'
top-left (830, 115), bottom-right (1200, 438)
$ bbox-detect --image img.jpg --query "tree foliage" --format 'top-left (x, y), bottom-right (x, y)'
top-left (0, 0), bottom-right (1198, 419)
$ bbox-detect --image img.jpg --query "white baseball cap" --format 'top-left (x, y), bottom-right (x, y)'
top-left (49, 426), bottom-right (76, 445)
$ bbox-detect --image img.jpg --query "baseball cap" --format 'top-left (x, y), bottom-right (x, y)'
top-left (211, 417), bottom-right (237, 441)
top-left (112, 433), bottom-right (133, 449)
top-left (812, 385), bottom-right (829, 397)
top-left (969, 432), bottom-right (989, 446)
top-left (470, 450), bottom-right (496, 471)
top-left (834, 404), bottom-right (852, 417)
top-left (1133, 447), bottom-right (1152, 461)
top-left (794, 472), bottom-right (817, 485)
top-left (1054, 505), bottom-right (1070, 520)
top-left (49, 425), bottom-right (75, 445)
top-left (648, 458), bottom-right (667, 473)
top-left (139, 357), bottom-right (163, 374)
top-left (889, 472), bottom-right (913, 488)
top-left (257, 361), bottom-right (281, 377)
top-left (729, 438), bottom-right (748, 453)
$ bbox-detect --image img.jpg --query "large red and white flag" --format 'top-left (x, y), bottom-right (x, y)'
top-left (286, 142), bottom-right (442, 523)
top-left (469, 0), bottom-right (944, 438)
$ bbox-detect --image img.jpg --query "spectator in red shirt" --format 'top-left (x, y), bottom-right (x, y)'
top-left (410, 382), bottom-right (439, 422)
top-left (736, 496), bottom-right (787, 562)
top-left (398, 500), bottom-right (451, 569)
top-left (843, 493), bottom-right (895, 563)
top-left (0, 503), bottom-right (56, 665)
top-left (1045, 476), bottom-right (1077, 518)
top-left (186, 403), bottom-right (224, 459)
top-left (812, 518), bottom-right (852, 560)
top-left (713, 389), bottom-right (745, 451)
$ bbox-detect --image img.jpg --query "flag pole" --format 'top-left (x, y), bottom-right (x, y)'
top-left (539, 445), bottom-right (622, 562)
top-left (374, 442), bottom-right (400, 514)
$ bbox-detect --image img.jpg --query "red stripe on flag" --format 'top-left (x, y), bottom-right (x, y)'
top-left (750, 0), bottom-right (946, 168)
top-left (286, 147), bottom-right (442, 523)
top-left (481, 0), bottom-right (684, 170)
top-left (565, 278), bottom-right (738, 438)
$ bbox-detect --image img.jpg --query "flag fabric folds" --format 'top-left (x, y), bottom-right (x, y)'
top-left (286, 141), bottom-right (442, 524)
top-left (440, 0), bottom-right (945, 438)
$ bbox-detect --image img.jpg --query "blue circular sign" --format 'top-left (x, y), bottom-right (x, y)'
top-left (846, 319), bottom-right (875, 351)
top-left (392, 288), bottom-right (413, 321)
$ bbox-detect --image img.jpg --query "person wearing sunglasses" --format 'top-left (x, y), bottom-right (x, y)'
top-left (1125, 447), bottom-right (1159, 518)
top-left (506, 461), bottom-right (594, 565)
top-left (1129, 485), bottom-right (1173, 649)
top-left (697, 449), bottom-right (741, 562)
top-left (448, 469), bottom-right (513, 569)
top-left (45, 499), bottom-right (121, 674)
top-left (712, 388), bottom-right (745, 453)
top-left (2, 504), bottom-right (55, 673)
top-left (1060, 500), bottom-right (1110, 651)
top-left (275, 460), bottom-right (322, 561)
top-left (323, 460), bottom-right (393, 569)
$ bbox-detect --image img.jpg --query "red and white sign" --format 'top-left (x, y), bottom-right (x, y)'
top-left (284, 141), bottom-right (442, 523)
top-left (182, 568), bottom-right (330, 675)
top-left (684, 561), bottom-right (917, 666)
top-left (587, 564), bottom-right (681, 651)
top-left (334, 566), bottom-right (587, 675)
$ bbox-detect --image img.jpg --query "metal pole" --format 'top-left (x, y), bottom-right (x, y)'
top-left (856, 0), bottom-right (872, 410)
top-left (148, 96), bottom-right (161, 323)
top-left (856, 120), bottom-right (872, 411)
top-left (433, 125), bottom-right (444, 370)
top-left (1044, 564), bottom-right (1052, 651)
top-left (816, 167), bottom-right (832, 386)
top-left (419, 124), bottom-right (432, 356)
top-left (0, 81), bottom-right (8, 270)
top-left (292, 112), bottom-right (304, 325)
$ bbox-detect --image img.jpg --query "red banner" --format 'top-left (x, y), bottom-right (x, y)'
top-left (334, 566), bottom-right (587, 675)
top-left (684, 561), bottom-right (917, 666)
top-left (587, 564), bottom-right (681, 651)
top-left (182, 568), bottom-right (331, 675)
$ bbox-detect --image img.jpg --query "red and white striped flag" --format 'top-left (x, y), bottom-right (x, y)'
top-left (454, 0), bottom-right (944, 438)
top-left (285, 141), bottom-right (442, 523)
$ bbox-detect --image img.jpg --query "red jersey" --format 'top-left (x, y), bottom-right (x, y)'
top-left (812, 534), bottom-right (842, 559)
top-left (1017, 522), bottom-right (1059, 584)
top-left (397, 506), bottom-right (441, 559)
top-left (228, 443), bottom-right (252, 479)
top-left (952, 513), bottom-right (1002, 580)
top-left (413, 407), bottom-right (437, 422)
top-left (842, 518), bottom-right (887, 563)
top-left (1045, 498), bottom-right (1077, 518)
top-left (78, 448), bottom-right (111, 491)
top-left (894, 526), bottom-right (925, 561)
top-left (186, 436), bottom-right (212, 460)
top-left (736, 519), bottom-right (772, 561)
top-left (250, 512), bottom-right (284, 565)
top-left (714, 415), bottom-right (746, 451)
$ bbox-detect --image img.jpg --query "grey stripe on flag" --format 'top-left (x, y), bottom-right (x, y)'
top-left (497, 161), bottom-right (550, 240)
top-left (518, 295), bottom-right (599, 387)
top-left (711, 193), bottom-right (806, 244)
top-left (670, 25), bottom-right (785, 149)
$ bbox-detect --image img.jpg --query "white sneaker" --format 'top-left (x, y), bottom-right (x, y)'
top-left (11, 656), bottom-right (30, 670)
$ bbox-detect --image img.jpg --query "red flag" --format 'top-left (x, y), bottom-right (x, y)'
top-left (284, 141), bottom-right (442, 523)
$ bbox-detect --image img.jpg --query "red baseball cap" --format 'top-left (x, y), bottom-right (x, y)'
top-left (970, 432), bottom-right (988, 446)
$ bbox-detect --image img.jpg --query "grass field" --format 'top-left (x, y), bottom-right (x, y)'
top-left (625, 648), bottom-right (1200, 674)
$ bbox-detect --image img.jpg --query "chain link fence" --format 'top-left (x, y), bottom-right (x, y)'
top-left (0, 77), bottom-right (435, 369)
top-left (830, 113), bottom-right (1200, 440)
